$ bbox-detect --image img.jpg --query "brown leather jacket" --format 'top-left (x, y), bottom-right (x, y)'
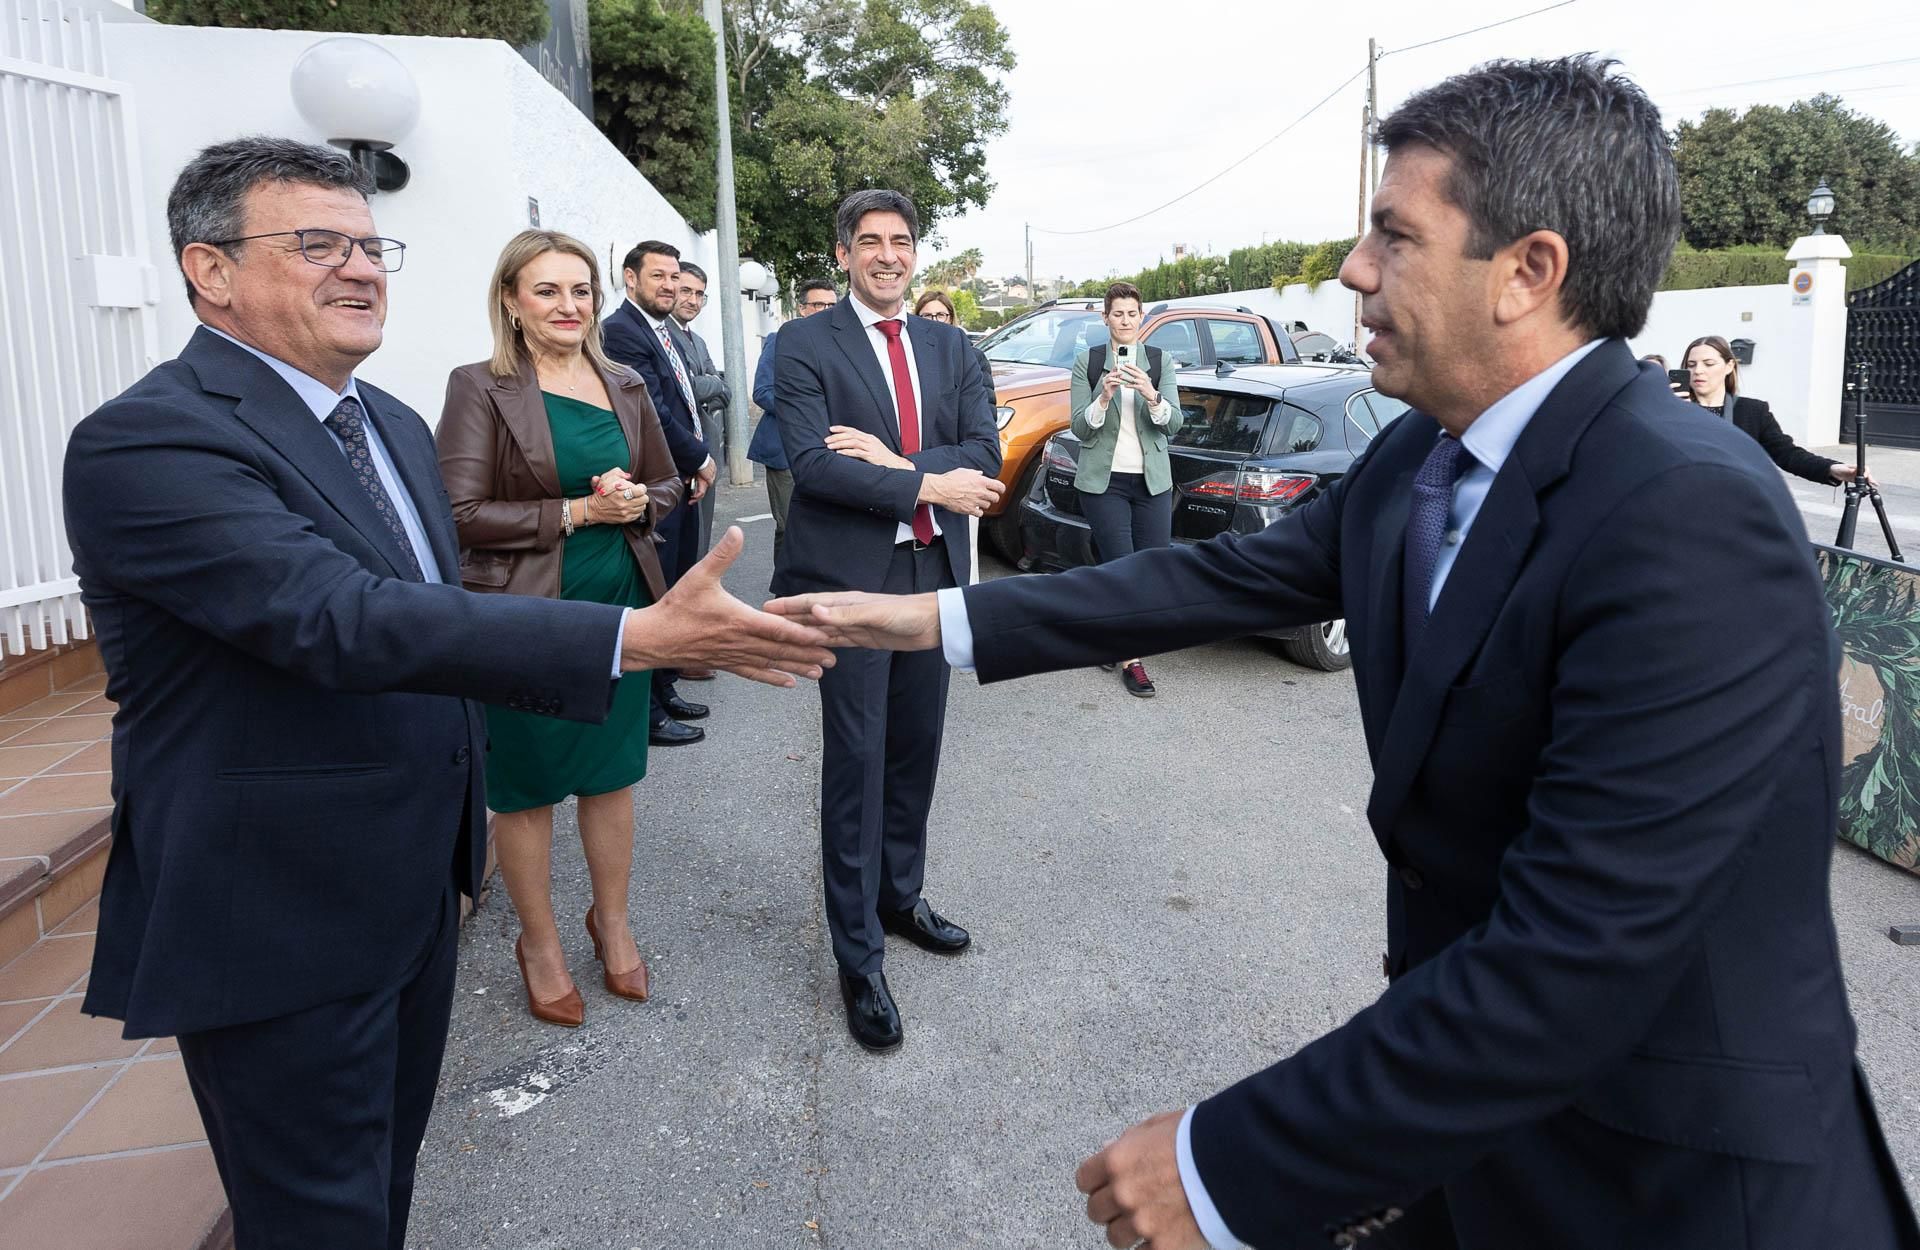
top-left (435, 357), bottom-right (682, 601)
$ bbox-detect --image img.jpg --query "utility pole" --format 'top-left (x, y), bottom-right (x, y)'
top-left (1025, 222), bottom-right (1033, 302)
top-left (1368, 38), bottom-right (1380, 196)
top-left (704, 0), bottom-right (753, 485)
top-left (1354, 38), bottom-right (1378, 351)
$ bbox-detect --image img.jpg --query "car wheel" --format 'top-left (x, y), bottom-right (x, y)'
top-left (1281, 619), bottom-right (1352, 671)
top-left (987, 459), bottom-right (1040, 562)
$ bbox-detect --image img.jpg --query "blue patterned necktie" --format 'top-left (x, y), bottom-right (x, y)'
top-left (1402, 431), bottom-right (1471, 648)
top-left (323, 396), bottom-right (424, 581)
top-left (655, 321), bottom-right (699, 419)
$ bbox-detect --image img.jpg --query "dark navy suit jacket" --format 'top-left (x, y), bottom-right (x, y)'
top-left (748, 327), bottom-right (787, 469)
top-left (65, 329), bottom-right (624, 1038)
top-left (769, 301), bottom-right (999, 594)
top-left (962, 340), bottom-right (1920, 1248)
top-left (604, 299), bottom-right (707, 479)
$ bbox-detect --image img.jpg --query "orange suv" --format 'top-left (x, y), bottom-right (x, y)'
top-left (977, 299), bottom-right (1299, 558)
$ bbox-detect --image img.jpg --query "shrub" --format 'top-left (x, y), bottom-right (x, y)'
top-left (147, 0), bottom-right (548, 43)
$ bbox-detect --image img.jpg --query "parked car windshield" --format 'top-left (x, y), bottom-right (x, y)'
top-left (979, 309), bottom-right (1106, 366)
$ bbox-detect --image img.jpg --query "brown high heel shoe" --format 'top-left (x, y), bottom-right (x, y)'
top-left (514, 936), bottom-right (585, 1028)
top-left (585, 907), bottom-right (650, 1002)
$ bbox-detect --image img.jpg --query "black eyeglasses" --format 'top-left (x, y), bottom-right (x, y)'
top-left (207, 229), bottom-right (406, 273)
top-left (801, 300), bottom-right (837, 311)
top-left (682, 289), bottom-right (709, 302)
top-left (921, 310), bottom-right (953, 322)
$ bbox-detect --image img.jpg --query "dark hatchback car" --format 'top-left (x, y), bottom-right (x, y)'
top-left (1015, 362), bottom-right (1407, 670)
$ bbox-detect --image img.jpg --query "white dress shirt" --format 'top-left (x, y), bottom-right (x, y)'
top-left (849, 295), bottom-right (943, 545)
top-left (937, 337), bottom-right (1610, 1248)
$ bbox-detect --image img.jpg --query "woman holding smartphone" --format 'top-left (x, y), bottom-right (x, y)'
top-left (1681, 334), bottom-right (1858, 485)
top-left (1069, 281), bottom-right (1184, 697)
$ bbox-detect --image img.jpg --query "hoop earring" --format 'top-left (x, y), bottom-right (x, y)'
top-left (507, 310), bottom-right (521, 331)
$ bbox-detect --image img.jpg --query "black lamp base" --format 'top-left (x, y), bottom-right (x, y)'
top-left (336, 140), bottom-right (410, 193)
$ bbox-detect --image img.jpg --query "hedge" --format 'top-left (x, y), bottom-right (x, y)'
top-left (146, 0), bottom-right (549, 44)
top-left (1659, 245), bottom-right (1915, 293)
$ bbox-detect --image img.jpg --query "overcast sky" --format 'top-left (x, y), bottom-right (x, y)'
top-left (926, 0), bottom-right (1920, 286)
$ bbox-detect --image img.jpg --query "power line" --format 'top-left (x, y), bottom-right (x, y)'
top-left (1031, 0), bottom-right (1577, 239)
top-left (1379, 0), bottom-right (1577, 59)
top-left (1032, 64), bottom-right (1367, 237)
top-left (1659, 54), bottom-right (1920, 98)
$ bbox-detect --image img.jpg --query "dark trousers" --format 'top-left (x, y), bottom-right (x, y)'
top-left (177, 885), bottom-right (459, 1250)
top-left (650, 498), bottom-right (702, 718)
top-left (1080, 471), bottom-right (1173, 564)
top-left (764, 467), bottom-right (794, 574)
top-left (817, 540), bottom-right (955, 975)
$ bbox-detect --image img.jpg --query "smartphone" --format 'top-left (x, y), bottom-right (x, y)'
top-left (1114, 344), bottom-right (1134, 372)
top-left (1667, 368), bottom-right (1691, 390)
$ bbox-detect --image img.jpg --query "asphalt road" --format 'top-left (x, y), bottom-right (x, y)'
top-left (406, 470), bottom-right (1920, 1249)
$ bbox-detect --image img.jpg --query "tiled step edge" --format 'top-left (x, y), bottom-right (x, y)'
top-left (0, 834), bottom-right (109, 968)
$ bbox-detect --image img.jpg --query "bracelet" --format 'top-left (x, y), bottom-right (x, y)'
top-left (562, 498), bottom-right (577, 537)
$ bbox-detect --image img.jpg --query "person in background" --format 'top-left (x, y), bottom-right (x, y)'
top-left (1069, 280), bottom-right (1183, 698)
top-left (604, 240), bottom-right (715, 745)
top-left (916, 288), bottom-right (995, 403)
top-left (671, 261), bottom-right (731, 571)
top-left (1682, 333), bottom-right (1860, 485)
top-left (751, 277), bottom-right (839, 570)
top-left (436, 230), bottom-right (682, 1027)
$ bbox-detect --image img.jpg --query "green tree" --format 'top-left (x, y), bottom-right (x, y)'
top-left (718, 0), bottom-right (1014, 286)
top-left (950, 286), bottom-right (982, 329)
top-left (590, 0), bottom-right (719, 230)
top-left (1673, 95), bottom-right (1920, 251)
top-left (148, 0), bottom-right (548, 42)
top-left (922, 246), bottom-right (984, 289)
top-left (1299, 237), bottom-right (1356, 290)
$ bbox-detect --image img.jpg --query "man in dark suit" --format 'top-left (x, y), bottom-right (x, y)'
top-left (604, 239), bottom-right (715, 744)
top-left (64, 138), bottom-right (830, 1250)
top-left (751, 278), bottom-right (839, 570)
top-left (769, 60), bottom-right (1920, 1248)
top-left (670, 260), bottom-right (731, 557)
top-left (772, 189), bottom-right (1003, 1051)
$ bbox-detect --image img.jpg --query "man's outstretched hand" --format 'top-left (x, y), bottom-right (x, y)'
top-left (762, 590), bottom-right (943, 652)
top-left (621, 527), bottom-right (835, 686)
top-left (1077, 1111), bottom-right (1209, 1250)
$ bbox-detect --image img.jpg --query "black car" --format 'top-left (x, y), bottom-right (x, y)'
top-left (1015, 362), bottom-right (1407, 670)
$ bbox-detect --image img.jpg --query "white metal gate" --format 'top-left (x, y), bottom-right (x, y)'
top-left (0, 0), bottom-right (158, 656)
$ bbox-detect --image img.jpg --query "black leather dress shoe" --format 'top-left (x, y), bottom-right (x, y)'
top-left (659, 694), bottom-right (709, 721)
top-left (839, 970), bottom-right (902, 1052)
top-left (649, 719), bottom-right (705, 746)
top-left (880, 899), bottom-right (971, 954)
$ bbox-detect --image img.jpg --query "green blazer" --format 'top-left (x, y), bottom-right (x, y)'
top-left (1068, 344), bottom-right (1184, 495)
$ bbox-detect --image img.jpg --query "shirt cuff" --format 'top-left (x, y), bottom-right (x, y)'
top-left (1150, 397), bottom-right (1174, 426)
top-left (1083, 400), bottom-right (1106, 429)
top-left (610, 607), bottom-right (630, 677)
top-left (1178, 1105), bottom-right (1242, 1250)
top-left (935, 586), bottom-right (975, 674)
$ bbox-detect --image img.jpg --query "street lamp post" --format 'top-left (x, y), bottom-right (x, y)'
top-left (1807, 179), bottom-right (1836, 236)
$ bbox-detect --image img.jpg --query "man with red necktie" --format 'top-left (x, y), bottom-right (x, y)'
top-left (771, 189), bottom-right (1003, 1051)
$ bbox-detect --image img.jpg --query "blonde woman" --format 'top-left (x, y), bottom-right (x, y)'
top-left (435, 231), bottom-right (681, 1026)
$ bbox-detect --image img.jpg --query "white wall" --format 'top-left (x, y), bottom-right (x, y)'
top-left (1626, 283), bottom-right (1818, 441)
top-left (1160, 281), bottom-right (1359, 343)
top-left (98, 22), bottom-right (763, 424)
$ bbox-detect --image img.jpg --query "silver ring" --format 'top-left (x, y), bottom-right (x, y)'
top-left (621, 488), bottom-right (635, 500)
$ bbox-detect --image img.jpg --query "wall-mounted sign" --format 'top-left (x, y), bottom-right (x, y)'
top-left (1792, 269), bottom-right (1814, 307)
top-left (528, 197), bottom-right (541, 228)
top-left (516, 0), bottom-right (593, 120)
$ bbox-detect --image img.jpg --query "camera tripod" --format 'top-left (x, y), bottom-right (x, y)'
top-left (1834, 361), bottom-right (1904, 562)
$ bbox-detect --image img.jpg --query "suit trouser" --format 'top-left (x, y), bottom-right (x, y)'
top-left (177, 884), bottom-right (459, 1250)
top-left (697, 408), bottom-right (724, 554)
top-left (817, 539), bottom-right (955, 976)
top-left (650, 499), bottom-right (702, 718)
top-left (764, 467), bottom-right (794, 573)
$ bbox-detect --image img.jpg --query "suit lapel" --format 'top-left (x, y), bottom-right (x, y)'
top-left (1364, 340), bottom-right (1640, 836)
top-left (488, 361), bottom-right (563, 498)
top-left (359, 386), bottom-right (459, 578)
top-left (608, 366), bottom-right (648, 464)
top-left (188, 330), bottom-right (416, 580)
top-left (908, 317), bottom-right (945, 446)
top-left (830, 301), bottom-right (902, 450)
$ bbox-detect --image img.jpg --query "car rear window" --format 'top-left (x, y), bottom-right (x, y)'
top-left (1172, 393), bottom-right (1273, 453)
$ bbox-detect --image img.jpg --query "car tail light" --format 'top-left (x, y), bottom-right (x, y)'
top-left (1044, 443), bottom-right (1077, 473)
top-left (1188, 470), bottom-right (1316, 504)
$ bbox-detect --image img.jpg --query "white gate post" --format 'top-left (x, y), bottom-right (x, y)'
top-left (1781, 231), bottom-right (1852, 448)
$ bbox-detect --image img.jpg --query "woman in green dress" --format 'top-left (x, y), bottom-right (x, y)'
top-left (436, 230), bottom-right (682, 1027)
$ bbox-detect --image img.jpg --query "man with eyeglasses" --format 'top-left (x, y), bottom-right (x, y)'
top-left (669, 261), bottom-right (732, 570)
top-left (61, 137), bottom-right (832, 1249)
top-left (749, 277), bottom-right (840, 571)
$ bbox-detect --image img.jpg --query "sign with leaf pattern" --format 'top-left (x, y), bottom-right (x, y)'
top-left (1816, 544), bottom-right (1920, 874)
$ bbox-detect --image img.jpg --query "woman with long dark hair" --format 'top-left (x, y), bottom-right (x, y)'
top-left (1681, 334), bottom-right (1859, 484)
